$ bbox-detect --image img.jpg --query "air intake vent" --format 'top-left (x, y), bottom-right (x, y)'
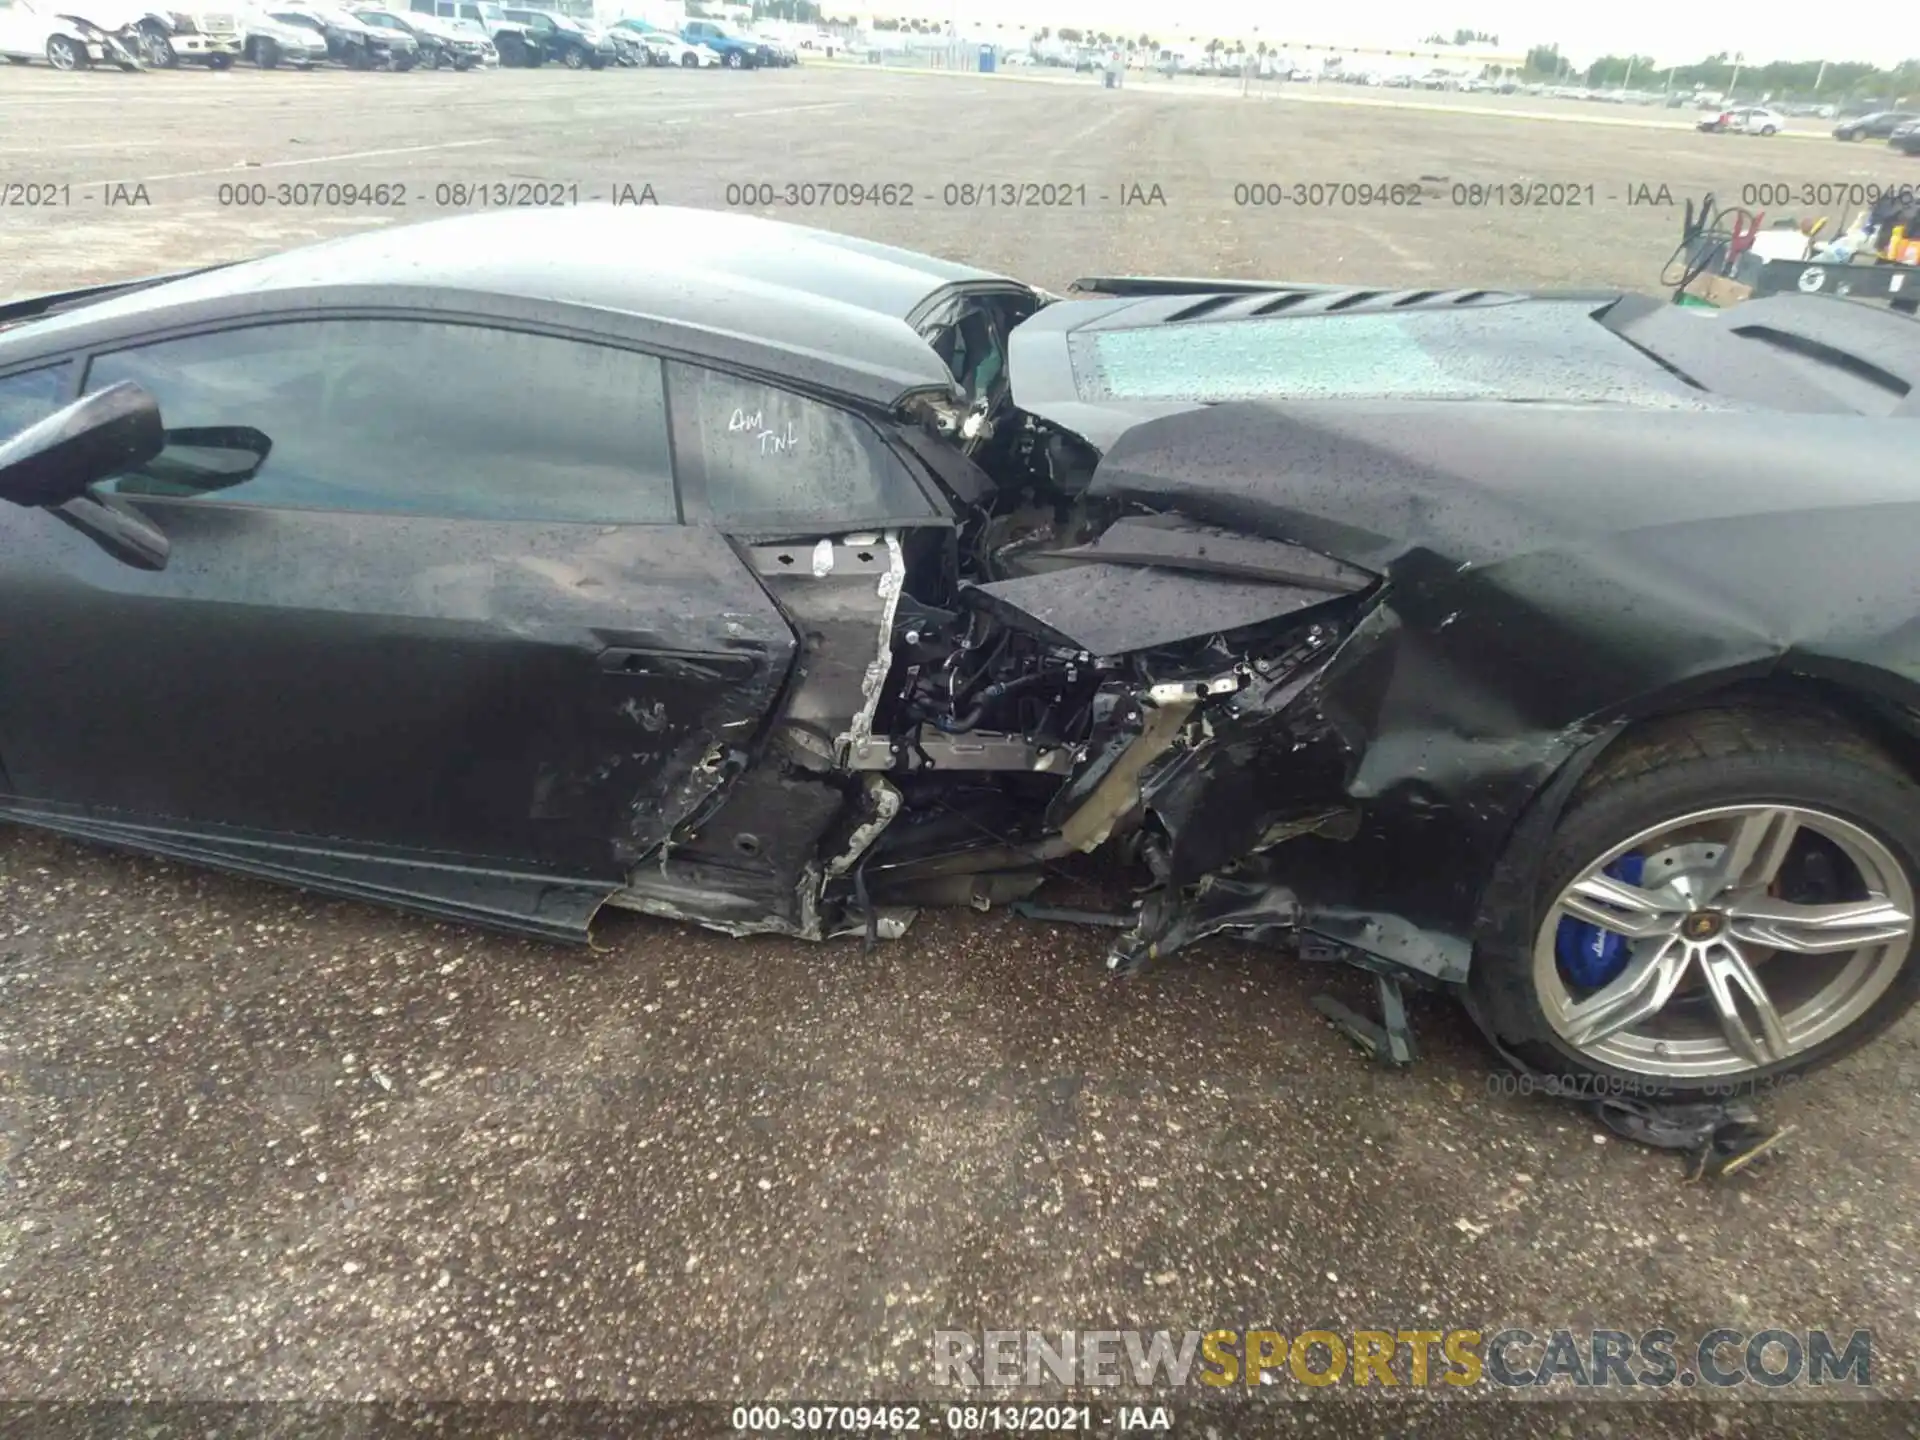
top-left (1166, 294), bottom-right (1243, 322)
top-left (1394, 290), bottom-right (1440, 306)
top-left (1250, 292), bottom-right (1312, 315)
top-left (1326, 291), bottom-right (1382, 311)
top-left (1453, 290), bottom-right (1491, 304)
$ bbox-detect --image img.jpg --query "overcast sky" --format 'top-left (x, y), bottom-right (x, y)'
top-left (926, 0), bottom-right (1920, 66)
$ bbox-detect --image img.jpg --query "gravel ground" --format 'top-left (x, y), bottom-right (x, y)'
top-left (1, 61), bottom-right (1917, 1432)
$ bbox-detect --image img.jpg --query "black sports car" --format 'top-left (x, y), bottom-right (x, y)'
top-left (3, 207), bottom-right (1920, 1103)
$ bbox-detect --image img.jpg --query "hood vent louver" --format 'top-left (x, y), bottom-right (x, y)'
top-left (1249, 292), bottom-right (1313, 316)
top-left (1166, 294), bottom-right (1245, 322)
top-left (1167, 287), bottom-right (1528, 323)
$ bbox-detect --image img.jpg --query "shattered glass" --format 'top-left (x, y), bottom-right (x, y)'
top-left (1069, 308), bottom-right (1709, 406)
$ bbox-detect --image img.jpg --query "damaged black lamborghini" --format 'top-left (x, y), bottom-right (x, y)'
top-left (4, 203), bottom-right (1920, 1100)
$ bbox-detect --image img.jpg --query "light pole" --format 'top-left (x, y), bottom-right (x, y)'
top-left (1729, 51), bottom-right (1743, 99)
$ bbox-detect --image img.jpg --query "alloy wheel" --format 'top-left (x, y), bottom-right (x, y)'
top-left (46, 34), bottom-right (81, 68)
top-left (1533, 804), bottom-right (1915, 1079)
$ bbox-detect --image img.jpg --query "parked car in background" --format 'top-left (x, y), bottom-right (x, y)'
top-left (1699, 106), bottom-right (1786, 135)
top-left (238, 4), bottom-right (326, 65)
top-left (498, 6), bottom-right (608, 67)
top-left (410, 0), bottom-right (536, 65)
top-left (1888, 121), bottom-right (1920, 155)
top-left (1834, 110), bottom-right (1920, 140)
top-left (102, 4), bottom-right (243, 67)
top-left (0, 0), bottom-right (139, 68)
top-left (273, 5), bottom-right (410, 66)
top-left (355, 7), bottom-right (477, 66)
top-left (439, 11), bottom-right (489, 60)
top-left (604, 22), bottom-right (643, 64)
top-left (681, 16), bottom-right (769, 67)
top-left (613, 19), bottom-right (710, 66)
top-left (746, 26), bottom-right (793, 64)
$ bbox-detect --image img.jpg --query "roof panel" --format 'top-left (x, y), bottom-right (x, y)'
top-left (0, 207), bottom-right (1013, 407)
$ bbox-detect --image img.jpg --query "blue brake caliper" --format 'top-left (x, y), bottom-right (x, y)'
top-left (1555, 852), bottom-right (1646, 990)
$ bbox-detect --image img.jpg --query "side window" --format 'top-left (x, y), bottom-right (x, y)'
top-left (84, 320), bottom-right (677, 524)
top-left (0, 362), bottom-right (71, 439)
top-left (666, 362), bottom-right (934, 530)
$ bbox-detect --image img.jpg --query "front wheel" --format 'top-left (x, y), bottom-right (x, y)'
top-left (562, 45), bottom-right (585, 68)
top-left (139, 25), bottom-right (175, 66)
top-left (45, 34), bottom-right (85, 69)
top-left (1471, 707), bottom-right (1920, 1097)
top-left (1760, 124), bottom-right (1777, 135)
top-left (250, 37), bottom-right (279, 68)
top-left (679, 51), bottom-right (696, 66)
top-left (726, 49), bottom-right (744, 68)
top-left (205, 51), bottom-right (232, 69)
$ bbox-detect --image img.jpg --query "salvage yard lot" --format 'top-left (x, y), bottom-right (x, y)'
top-left (2, 64), bottom-right (1919, 1424)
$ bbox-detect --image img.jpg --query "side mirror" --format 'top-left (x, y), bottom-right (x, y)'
top-left (0, 381), bottom-right (164, 509)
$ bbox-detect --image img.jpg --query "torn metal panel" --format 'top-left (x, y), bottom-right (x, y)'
top-left (968, 564), bottom-right (1346, 655)
top-left (1025, 514), bottom-right (1374, 591)
top-left (746, 532), bottom-right (902, 769)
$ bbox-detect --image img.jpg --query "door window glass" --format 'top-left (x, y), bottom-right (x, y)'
top-left (0, 362), bottom-right (71, 439)
top-left (84, 320), bottom-right (677, 523)
top-left (666, 362), bottom-right (933, 529)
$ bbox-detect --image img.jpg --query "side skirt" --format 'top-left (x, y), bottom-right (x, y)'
top-left (0, 802), bottom-right (613, 943)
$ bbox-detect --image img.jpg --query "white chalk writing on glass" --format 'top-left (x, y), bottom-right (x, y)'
top-left (727, 404), bottom-right (800, 457)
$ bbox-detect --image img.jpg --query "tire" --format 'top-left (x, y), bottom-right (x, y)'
top-left (140, 25), bottom-right (175, 66)
top-left (725, 49), bottom-right (742, 68)
top-left (1470, 706), bottom-right (1920, 1097)
top-left (205, 52), bottom-right (232, 69)
top-left (453, 54), bottom-right (472, 70)
top-left (1760, 125), bottom-right (1777, 135)
top-left (562, 45), bottom-right (584, 68)
top-left (45, 34), bottom-right (85, 69)
top-left (345, 43), bottom-right (371, 69)
top-left (251, 37), bottom-right (279, 68)
top-left (680, 51), bottom-right (696, 67)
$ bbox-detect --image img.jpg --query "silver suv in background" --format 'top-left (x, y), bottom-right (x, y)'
top-left (409, 0), bottom-right (534, 65)
top-left (72, 2), bottom-right (244, 66)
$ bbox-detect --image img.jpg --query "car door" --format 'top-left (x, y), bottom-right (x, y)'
top-left (665, 358), bottom-right (949, 757)
top-left (0, 318), bottom-right (799, 897)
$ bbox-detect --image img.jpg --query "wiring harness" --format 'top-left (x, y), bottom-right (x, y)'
top-left (1663, 192), bottom-right (1762, 301)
